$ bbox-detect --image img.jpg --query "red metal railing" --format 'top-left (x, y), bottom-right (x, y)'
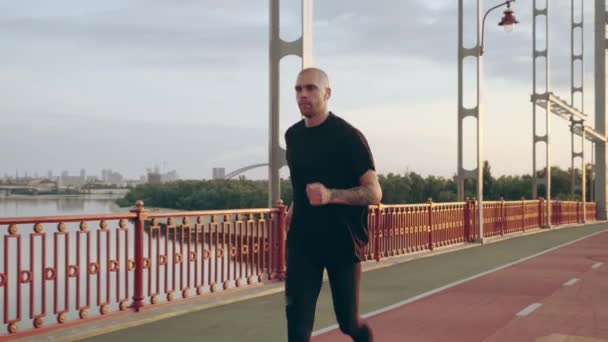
top-left (0, 201), bottom-right (285, 339)
top-left (586, 202), bottom-right (597, 221)
top-left (0, 212), bottom-right (138, 337)
top-left (551, 200), bottom-right (590, 225)
top-left (0, 199), bottom-right (596, 338)
top-left (483, 201), bottom-right (503, 237)
top-left (485, 199), bottom-right (541, 236)
top-left (432, 202), bottom-right (467, 247)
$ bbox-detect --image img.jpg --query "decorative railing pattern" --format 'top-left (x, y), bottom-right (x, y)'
top-left (0, 199), bottom-right (595, 339)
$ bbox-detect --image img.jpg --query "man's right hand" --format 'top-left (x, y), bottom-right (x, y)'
top-left (285, 204), bottom-right (293, 232)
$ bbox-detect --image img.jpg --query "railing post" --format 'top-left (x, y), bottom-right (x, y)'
top-left (551, 199), bottom-right (555, 226)
top-left (556, 200), bottom-right (560, 225)
top-left (576, 199), bottom-right (580, 223)
top-left (595, 203), bottom-right (598, 221)
top-left (538, 197), bottom-right (544, 228)
top-left (471, 198), bottom-right (477, 242)
top-left (521, 197), bottom-right (526, 232)
top-left (500, 197), bottom-right (505, 236)
top-left (464, 198), bottom-right (470, 242)
top-left (130, 200), bottom-right (147, 312)
top-left (472, 198), bottom-right (477, 241)
top-left (428, 198), bottom-right (434, 251)
top-left (275, 200), bottom-right (286, 280)
top-left (374, 204), bottom-right (383, 262)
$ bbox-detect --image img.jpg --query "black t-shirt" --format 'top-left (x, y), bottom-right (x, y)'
top-left (285, 112), bottom-right (376, 264)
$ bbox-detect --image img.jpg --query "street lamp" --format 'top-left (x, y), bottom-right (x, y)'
top-left (480, 0), bottom-right (519, 55)
top-left (499, 5), bottom-right (519, 32)
top-left (458, 0), bottom-right (520, 244)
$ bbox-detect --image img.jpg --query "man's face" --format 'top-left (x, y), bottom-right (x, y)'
top-left (295, 71), bottom-right (330, 118)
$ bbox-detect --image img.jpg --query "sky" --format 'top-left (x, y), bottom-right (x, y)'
top-left (0, 0), bottom-right (600, 180)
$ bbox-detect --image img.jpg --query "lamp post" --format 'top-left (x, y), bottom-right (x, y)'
top-left (595, 0), bottom-right (608, 221)
top-left (481, 1), bottom-right (519, 55)
top-left (458, 0), bottom-right (519, 244)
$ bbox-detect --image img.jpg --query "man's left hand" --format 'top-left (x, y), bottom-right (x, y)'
top-left (306, 183), bottom-right (332, 206)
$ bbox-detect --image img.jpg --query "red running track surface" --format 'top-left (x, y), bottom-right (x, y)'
top-left (313, 231), bottom-right (608, 342)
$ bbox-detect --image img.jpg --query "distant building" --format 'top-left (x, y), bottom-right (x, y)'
top-left (162, 170), bottom-right (179, 182)
top-left (101, 169), bottom-right (110, 183)
top-left (147, 171), bottom-right (162, 184)
top-left (125, 179), bottom-right (146, 187)
top-left (212, 168), bottom-right (226, 180)
top-left (57, 169), bottom-right (92, 189)
top-left (26, 179), bottom-right (56, 191)
top-left (59, 174), bottom-right (85, 188)
top-left (107, 172), bottom-right (123, 185)
top-left (86, 176), bottom-right (99, 183)
top-left (146, 166), bottom-right (179, 184)
top-left (100, 169), bottom-right (124, 186)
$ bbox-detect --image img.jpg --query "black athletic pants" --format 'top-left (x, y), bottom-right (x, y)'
top-left (285, 249), bottom-right (374, 342)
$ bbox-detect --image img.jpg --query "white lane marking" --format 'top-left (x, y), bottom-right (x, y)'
top-left (562, 278), bottom-right (580, 286)
top-left (592, 262), bottom-right (604, 269)
top-left (516, 303), bottom-right (543, 317)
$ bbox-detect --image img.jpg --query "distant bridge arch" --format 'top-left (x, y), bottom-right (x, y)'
top-left (223, 163), bottom-right (269, 180)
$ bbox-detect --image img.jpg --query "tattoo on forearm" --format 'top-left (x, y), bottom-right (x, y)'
top-left (329, 184), bottom-right (377, 206)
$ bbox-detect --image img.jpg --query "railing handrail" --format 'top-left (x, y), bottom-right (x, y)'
top-left (0, 212), bottom-right (137, 225)
top-left (379, 203), bottom-right (431, 209)
top-left (0, 208), bottom-right (282, 225)
top-left (147, 207), bottom-right (280, 218)
top-left (433, 201), bottom-right (468, 206)
top-left (0, 199), bottom-right (587, 224)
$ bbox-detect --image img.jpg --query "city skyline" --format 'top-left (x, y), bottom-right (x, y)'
top-left (4, 168), bottom-right (129, 180)
top-left (2, 166), bottom-right (181, 182)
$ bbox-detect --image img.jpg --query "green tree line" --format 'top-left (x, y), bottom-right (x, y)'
top-left (116, 162), bottom-right (595, 210)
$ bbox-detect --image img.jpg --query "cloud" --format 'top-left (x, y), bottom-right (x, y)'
top-left (313, 0), bottom-right (595, 89)
top-left (0, 0), bottom-right (598, 179)
top-left (0, 1), bottom-right (268, 70)
top-left (0, 1), bottom-right (593, 82)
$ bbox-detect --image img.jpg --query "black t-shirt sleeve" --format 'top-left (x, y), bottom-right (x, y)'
top-left (284, 128), bottom-right (291, 147)
top-left (347, 129), bottom-right (375, 180)
top-left (285, 127), bottom-right (294, 165)
top-left (284, 128), bottom-right (293, 178)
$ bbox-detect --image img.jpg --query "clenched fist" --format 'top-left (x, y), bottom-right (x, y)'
top-left (306, 183), bottom-right (332, 206)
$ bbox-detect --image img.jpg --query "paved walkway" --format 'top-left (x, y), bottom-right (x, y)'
top-left (314, 226), bottom-right (608, 341)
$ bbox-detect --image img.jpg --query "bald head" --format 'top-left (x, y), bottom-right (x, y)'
top-left (298, 67), bottom-right (330, 88)
top-left (295, 67), bottom-right (332, 121)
